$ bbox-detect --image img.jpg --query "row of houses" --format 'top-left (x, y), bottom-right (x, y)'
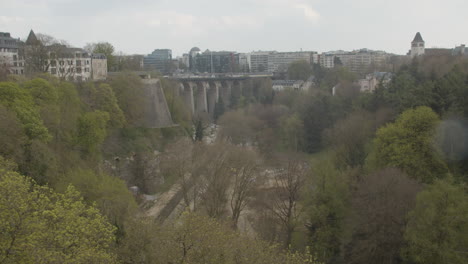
top-left (0, 30), bottom-right (107, 81)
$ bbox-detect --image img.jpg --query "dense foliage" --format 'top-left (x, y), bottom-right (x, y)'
top-left (1, 56), bottom-right (468, 263)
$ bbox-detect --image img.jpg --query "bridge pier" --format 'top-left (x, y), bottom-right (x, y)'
top-left (194, 82), bottom-right (208, 114)
top-left (220, 80), bottom-right (232, 107)
top-left (181, 82), bottom-right (195, 114)
top-left (207, 81), bottom-right (220, 115)
top-left (231, 80), bottom-right (243, 107)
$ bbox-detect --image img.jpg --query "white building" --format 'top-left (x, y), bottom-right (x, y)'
top-left (2, 30), bottom-right (108, 81)
top-left (318, 49), bottom-right (391, 73)
top-left (0, 32), bottom-right (24, 75)
top-left (250, 51), bottom-right (271, 72)
top-left (267, 51), bottom-right (313, 73)
top-left (272, 80), bottom-right (305, 91)
top-left (319, 54), bottom-right (335, 68)
top-left (357, 72), bottom-right (392, 92)
top-left (410, 32), bottom-right (425, 58)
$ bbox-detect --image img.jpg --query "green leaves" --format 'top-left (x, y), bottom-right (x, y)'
top-left (90, 83), bottom-right (126, 128)
top-left (0, 82), bottom-right (51, 142)
top-left (288, 60), bottom-right (313, 81)
top-left (369, 106), bottom-right (448, 183)
top-left (0, 162), bottom-right (116, 264)
top-left (76, 110), bottom-right (110, 155)
top-left (403, 178), bottom-right (468, 264)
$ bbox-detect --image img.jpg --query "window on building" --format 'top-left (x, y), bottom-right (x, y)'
top-left (76, 60), bottom-right (81, 66)
top-left (13, 55), bottom-right (17, 61)
top-left (76, 67), bottom-right (82, 73)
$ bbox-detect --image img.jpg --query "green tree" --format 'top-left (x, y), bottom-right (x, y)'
top-left (92, 42), bottom-right (115, 71)
top-left (0, 105), bottom-right (27, 164)
top-left (213, 97), bottom-right (225, 122)
top-left (55, 81), bottom-right (82, 145)
top-left (0, 160), bottom-right (116, 264)
top-left (118, 212), bottom-right (319, 264)
top-left (108, 72), bottom-right (146, 126)
top-left (301, 95), bottom-right (338, 153)
top-left (76, 110), bottom-right (110, 155)
top-left (367, 106), bottom-right (448, 183)
top-left (193, 116), bottom-right (206, 142)
top-left (0, 82), bottom-right (50, 141)
top-left (324, 111), bottom-right (375, 168)
top-left (306, 160), bottom-right (349, 263)
top-left (280, 113), bottom-right (304, 152)
top-left (23, 78), bottom-right (61, 138)
top-left (91, 83), bottom-right (126, 128)
top-left (288, 60), bottom-right (313, 81)
top-left (403, 178), bottom-right (468, 264)
top-left (56, 168), bottom-right (137, 230)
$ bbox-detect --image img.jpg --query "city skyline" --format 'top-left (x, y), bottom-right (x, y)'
top-left (1, 0), bottom-right (467, 57)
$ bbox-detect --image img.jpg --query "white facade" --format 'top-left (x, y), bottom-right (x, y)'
top-left (0, 32), bottom-right (24, 75)
top-left (272, 80), bottom-right (305, 91)
top-left (410, 32), bottom-right (425, 58)
top-left (267, 51), bottom-right (312, 72)
top-left (318, 49), bottom-right (390, 73)
top-left (250, 51), bottom-right (270, 72)
top-left (319, 54), bottom-right (335, 68)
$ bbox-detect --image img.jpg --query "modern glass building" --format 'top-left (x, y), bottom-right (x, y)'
top-left (143, 49), bottom-right (173, 73)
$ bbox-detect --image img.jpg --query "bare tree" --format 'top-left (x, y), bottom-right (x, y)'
top-left (24, 33), bottom-right (71, 75)
top-left (199, 144), bottom-right (231, 218)
top-left (161, 139), bottom-right (202, 211)
top-left (83, 43), bottom-right (97, 53)
top-left (229, 147), bottom-right (260, 228)
top-left (270, 159), bottom-right (307, 247)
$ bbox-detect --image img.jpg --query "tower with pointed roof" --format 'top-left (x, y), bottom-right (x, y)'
top-left (410, 32), bottom-right (425, 58)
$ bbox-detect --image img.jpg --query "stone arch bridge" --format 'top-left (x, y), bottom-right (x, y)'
top-left (136, 73), bottom-right (273, 128)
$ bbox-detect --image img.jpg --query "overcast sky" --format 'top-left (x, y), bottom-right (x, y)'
top-left (1, 0), bottom-right (467, 57)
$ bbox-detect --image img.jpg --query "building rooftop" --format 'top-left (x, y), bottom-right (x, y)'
top-left (0, 32), bottom-right (20, 49)
top-left (25, 29), bottom-right (40, 45)
top-left (412, 32), bottom-right (424, 43)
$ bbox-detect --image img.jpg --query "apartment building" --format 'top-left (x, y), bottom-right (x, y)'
top-left (2, 30), bottom-right (108, 81)
top-left (267, 51), bottom-right (313, 73)
top-left (0, 32), bottom-right (24, 75)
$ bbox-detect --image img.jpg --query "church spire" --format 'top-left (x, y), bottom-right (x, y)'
top-left (25, 29), bottom-right (39, 45)
top-left (412, 32), bottom-right (424, 43)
